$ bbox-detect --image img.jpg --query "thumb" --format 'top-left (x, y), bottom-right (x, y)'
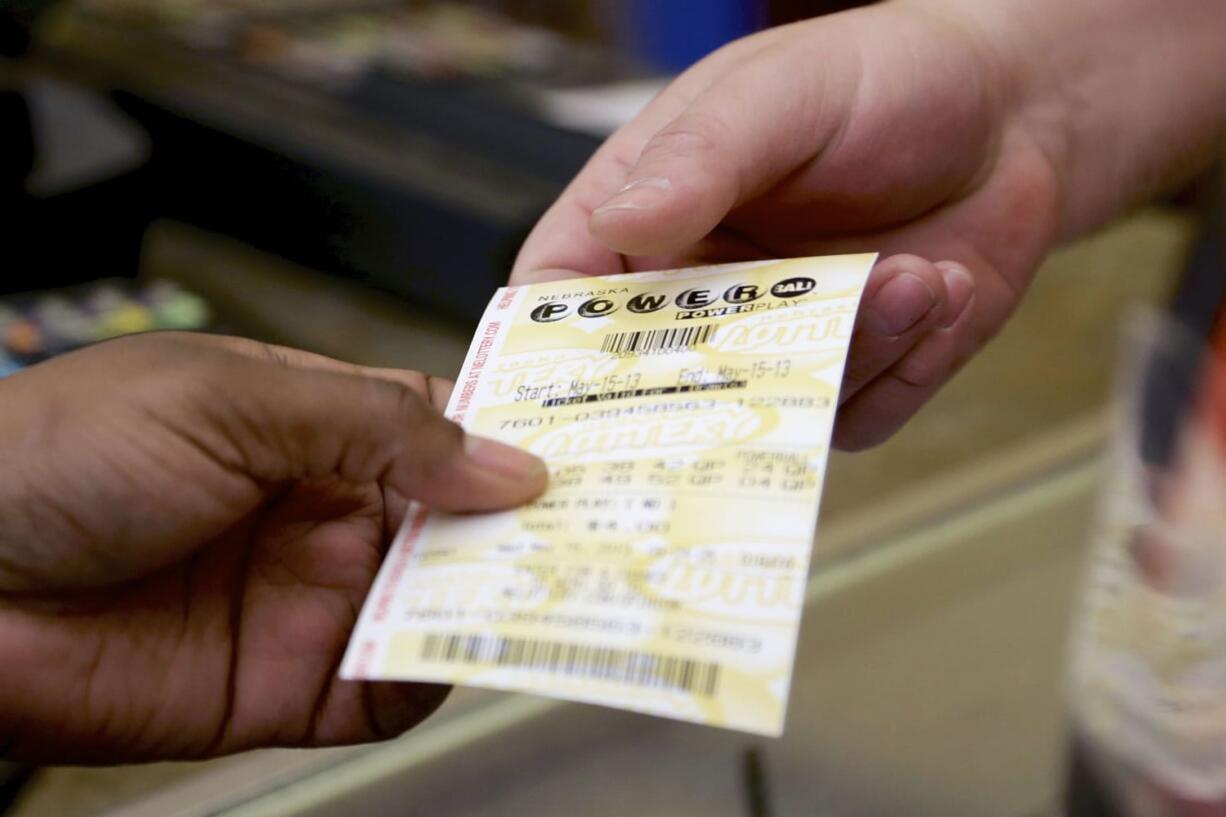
top-left (588, 47), bottom-right (852, 258)
top-left (220, 356), bottom-right (548, 512)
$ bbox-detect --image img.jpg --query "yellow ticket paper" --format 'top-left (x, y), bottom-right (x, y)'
top-left (342, 254), bottom-right (876, 735)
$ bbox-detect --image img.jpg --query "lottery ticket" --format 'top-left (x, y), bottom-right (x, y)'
top-left (342, 254), bottom-right (876, 735)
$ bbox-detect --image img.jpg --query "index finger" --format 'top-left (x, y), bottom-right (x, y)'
top-left (509, 97), bottom-right (689, 285)
top-left (510, 29), bottom-right (785, 286)
top-left (172, 333), bottom-right (456, 411)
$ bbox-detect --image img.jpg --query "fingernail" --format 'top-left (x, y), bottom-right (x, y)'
top-left (464, 435), bottom-right (547, 480)
top-left (593, 177), bottom-right (672, 214)
top-left (936, 262), bottom-right (975, 328)
top-left (865, 273), bottom-right (937, 337)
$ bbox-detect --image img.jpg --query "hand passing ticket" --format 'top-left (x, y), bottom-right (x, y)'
top-left (342, 254), bottom-right (876, 735)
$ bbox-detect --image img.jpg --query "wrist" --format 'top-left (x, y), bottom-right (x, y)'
top-left (903, 0), bottom-right (1226, 238)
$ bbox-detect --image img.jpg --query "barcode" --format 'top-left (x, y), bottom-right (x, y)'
top-left (600, 324), bottom-right (717, 355)
top-left (421, 633), bottom-right (720, 696)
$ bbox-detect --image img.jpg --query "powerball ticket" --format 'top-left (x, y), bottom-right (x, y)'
top-left (342, 254), bottom-right (876, 735)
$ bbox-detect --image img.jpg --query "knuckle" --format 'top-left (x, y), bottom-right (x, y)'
top-left (835, 411), bottom-right (903, 453)
top-left (254, 342), bottom-right (292, 367)
top-left (387, 381), bottom-right (462, 461)
top-left (888, 309), bottom-right (989, 390)
top-left (889, 349), bottom-right (953, 390)
top-left (644, 113), bottom-right (729, 160)
top-left (842, 354), bottom-right (879, 387)
top-left (409, 421), bottom-right (465, 488)
top-left (424, 375), bottom-right (455, 409)
top-left (108, 331), bottom-right (186, 368)
top-left (607, 147), bottom-right (638, 176)
top-left (843, 332), bottom-right (909, 386)
top-left (388, 380), bottom-right (431, 425)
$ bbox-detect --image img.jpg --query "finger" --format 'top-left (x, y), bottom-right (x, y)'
top-left (183, 333), bottom-right (449, 404)
top-left (362, 682), bottom-right (451, 741)
top-left (510, 95), bottom-right (697, 285)
top-left (509, 26), bottom-right (801, 285)
top-left (833, 288), bottom-right (980, 451)
top-left (841, 256), bottom-right (975, 404)
top-left (587, 42), bottom-right (855, 259)
top-left (212, 354), bottom-right (547, 511)
top-left (789, 140), bottom-right (1057, 448)
top-left (297, 676), bottom-right (452, 749)
top-left (208, 335), bottom-right (459, 413)
top-left (427, 377), bottom-right (455, 412)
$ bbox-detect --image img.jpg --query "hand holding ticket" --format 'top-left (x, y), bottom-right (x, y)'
top-left (343, 254), bottom-right (876, 735)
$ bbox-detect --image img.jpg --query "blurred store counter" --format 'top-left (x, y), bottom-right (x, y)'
top-left (29, 1), bottom-right (632, 322)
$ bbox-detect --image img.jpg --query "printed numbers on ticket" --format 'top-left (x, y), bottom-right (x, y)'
top-left (342, 254), bottom-right (876, 735)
